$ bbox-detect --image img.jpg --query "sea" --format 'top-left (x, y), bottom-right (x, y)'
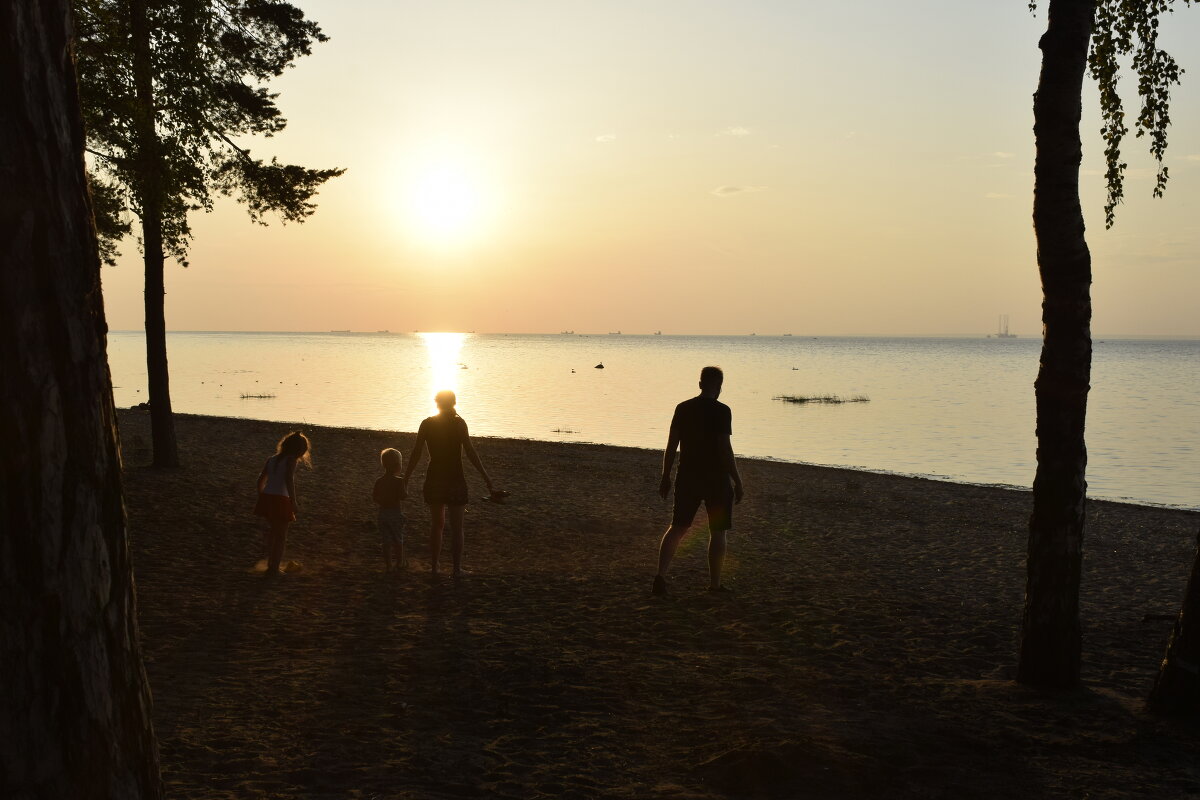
top-left (106, 332), bottom-right (1199, 510)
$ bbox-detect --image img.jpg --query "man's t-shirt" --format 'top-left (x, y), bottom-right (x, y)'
top-left (671, 396), bottom-right (732, 487)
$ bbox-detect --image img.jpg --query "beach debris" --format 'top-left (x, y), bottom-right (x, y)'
top-left (595, 362), bottom-right (604, 369)
top-left (774, 394), bottom-right (869, 405)
top-left (484, 489), bottom-right (511, 504)
top-left (240, 393), bottom-right (276, 399)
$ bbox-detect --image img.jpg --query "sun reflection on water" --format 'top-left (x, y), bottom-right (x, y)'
top-left (418, 332), bottom-right (467, 412)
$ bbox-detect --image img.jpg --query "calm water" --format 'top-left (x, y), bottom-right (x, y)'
top-left (106, 332), bottom-right (1199, 509)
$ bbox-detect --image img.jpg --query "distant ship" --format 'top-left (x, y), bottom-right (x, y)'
top-left (654, 330), bottom-right (662, 335)
top-left (330, 329), bottom-right (350, 333)
top-left (989, 315), bottom-right (1017, 338)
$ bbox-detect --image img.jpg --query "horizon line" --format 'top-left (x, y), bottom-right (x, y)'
top-left (107, 329), bottom-right (1200, 340)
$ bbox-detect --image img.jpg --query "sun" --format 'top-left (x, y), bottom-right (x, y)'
top-left (404, 162), bottom-right (490, 248)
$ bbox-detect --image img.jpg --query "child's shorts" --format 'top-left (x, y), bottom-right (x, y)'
top-left (378, 507), bottom-right (406, 546)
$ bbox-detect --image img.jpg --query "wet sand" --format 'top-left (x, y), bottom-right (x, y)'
top-left (118, 410), bottom-right (1200, 799)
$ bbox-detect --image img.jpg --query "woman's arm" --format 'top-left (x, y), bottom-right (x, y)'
top-left (460, 420), bottom-right (494, 492)
top-left (402, 430), bottom-right (426, 484)
top-left (257, 461), bottom-right (268, 493)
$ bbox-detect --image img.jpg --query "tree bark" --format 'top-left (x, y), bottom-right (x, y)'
top-left (1017, 0), bottom-right (1096, 688)
top-left (130, 0), bottom-right (179, 468)
top-left (1148, 528), bottom-right (1200, 713)
top-left (0, 1), bottom-right (163, 797)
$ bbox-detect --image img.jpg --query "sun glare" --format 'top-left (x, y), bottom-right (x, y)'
top-left (418, 331), bottom-right (467, 409)
top-left (404, 162), bottom-right (490, 248)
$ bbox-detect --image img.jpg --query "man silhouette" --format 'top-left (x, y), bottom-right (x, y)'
top-left (654, 366), bottom-right (744, 594)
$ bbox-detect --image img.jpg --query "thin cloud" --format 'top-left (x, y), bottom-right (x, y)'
top-left (711, 185), bottom-right (767, 197)
top-left (720, 126), bottom-right (752, 137)
top-left (1186, 154), bottom-right (1200, 161)
top-left (993, 152), bottom-right (1015, 158)
top-left (594, 134), bottom-right (616, 143)
top-left (984, 192), bottom-right (1012, 199)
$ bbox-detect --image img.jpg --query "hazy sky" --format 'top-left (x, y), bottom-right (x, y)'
top-left (98, 1), bottom-right (1200, 336)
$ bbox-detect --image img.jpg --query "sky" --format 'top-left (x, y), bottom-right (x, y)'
top-left (97, 0), bottom-right (1200, 336)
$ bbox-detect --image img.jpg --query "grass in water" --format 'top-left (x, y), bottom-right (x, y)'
top-left (774, 394), bottom-right (870, 404)
top-left (240, 393), bottom-right (277, 399)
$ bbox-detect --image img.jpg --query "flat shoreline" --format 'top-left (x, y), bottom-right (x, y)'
top-left (119, 410), bottom-right (1200, 799)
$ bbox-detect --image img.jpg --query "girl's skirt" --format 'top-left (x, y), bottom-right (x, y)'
top-left (255, 492), bottom-right (296, 523)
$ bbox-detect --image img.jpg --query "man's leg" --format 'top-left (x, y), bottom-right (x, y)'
top-left (655, 489), bottom-right (700, 594)
top-left (705, 490), bottom-right (733, 591)
top-left (707, 527), bottom-right (727, 590)
top-left (656, 524), bottom-right (688, 578)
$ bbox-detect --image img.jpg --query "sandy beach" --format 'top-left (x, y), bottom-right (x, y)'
top-left (117, 410), bottom-right (1199, 799)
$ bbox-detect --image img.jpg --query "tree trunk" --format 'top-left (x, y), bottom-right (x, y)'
top-left (130, 0), bottom-right (179, 468)
top-left (0, 1), bottom-right (163, 797)
top-left (1148, 528), bottom-right (1200, 713)
top-left (1017, 0), bottom-right (1096, 689)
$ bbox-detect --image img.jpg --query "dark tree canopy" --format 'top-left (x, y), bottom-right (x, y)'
top-left (73, 0), bottom-right (342, 467)
top-left (74, 0), bottom-right (345, 265)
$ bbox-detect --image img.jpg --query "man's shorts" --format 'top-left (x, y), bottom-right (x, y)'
top-left (378, 507), bottom-right (406, 546)
top-left (672, 477), bottom-right (734, 532)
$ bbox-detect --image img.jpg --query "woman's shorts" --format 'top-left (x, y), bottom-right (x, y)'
top-left (378, 507), bottom-right (406, 546)
top-left (255, 493), bottom-right (296, 523)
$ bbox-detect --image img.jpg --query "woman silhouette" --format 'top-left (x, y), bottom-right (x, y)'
top-left (403, 390), bottom-right (499, 576)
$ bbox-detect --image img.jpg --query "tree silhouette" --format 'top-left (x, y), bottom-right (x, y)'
top-left (74, 0), bottom-right (344, 466)
top-left (1, 1), bottom-right (162, 794)
top-left (1019, 0), bottom-right (1194, 688)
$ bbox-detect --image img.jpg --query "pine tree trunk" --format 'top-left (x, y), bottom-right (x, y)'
top-left (141, 216), bottom-right (178, 467)
top-left (0, 1), bottom-right (163, 797)
top-left (131, 0), bottom-right (179, 468)
top-left (1148, 529), bottom-right (1200, 714)
top-left (1017, 0), bottom-right (1096, 689)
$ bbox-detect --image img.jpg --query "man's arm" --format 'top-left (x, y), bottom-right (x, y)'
top-left (659, 423), bottom-right (680, 500)
top-left (721, 434), bottom-right (743, 504)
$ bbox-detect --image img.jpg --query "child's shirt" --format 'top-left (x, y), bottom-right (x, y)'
top-left (373, 474), bottom-right (405, 508)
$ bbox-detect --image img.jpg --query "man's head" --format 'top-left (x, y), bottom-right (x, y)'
top-left (699, 365), bottom-right (723, 397)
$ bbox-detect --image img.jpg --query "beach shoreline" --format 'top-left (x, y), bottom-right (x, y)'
top-left (119, 410), bottom-right (1200, 799)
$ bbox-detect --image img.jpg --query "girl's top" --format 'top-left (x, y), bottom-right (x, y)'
top-left (261, 455), bottom-right (293, 496)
